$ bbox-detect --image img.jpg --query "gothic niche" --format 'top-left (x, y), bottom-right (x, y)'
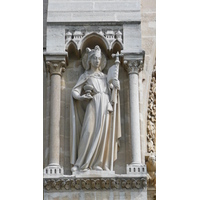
top-left (64, 31), bottom-right (125, 174)
top-left (70, 45), bottom-right (121, 172)
top-left (147, 64), bottom-right (156, 153)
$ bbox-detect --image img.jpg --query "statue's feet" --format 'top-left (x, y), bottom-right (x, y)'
top-left (104, 166), bottom-right (110, 171)
top-left (93, 166), bottom-right (103, 171)
top-left (80, 168), bottom-right (90, 172)
top-left (71, 165), bottom-right (78, 172)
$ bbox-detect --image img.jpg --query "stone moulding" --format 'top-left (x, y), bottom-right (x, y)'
top-left (44, 177), bottom-right (147, 191)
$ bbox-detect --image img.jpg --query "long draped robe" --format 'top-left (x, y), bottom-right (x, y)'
top-left (70, 71), bottom-right (121, 170)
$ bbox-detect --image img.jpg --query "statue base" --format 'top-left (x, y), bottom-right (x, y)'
top-left (73, 170), bottom-right (115, 178)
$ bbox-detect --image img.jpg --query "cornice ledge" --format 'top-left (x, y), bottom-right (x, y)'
top-left (121, 50), bottom-right (145, 60)
top-left (43, 51), bottom-right (68, 65)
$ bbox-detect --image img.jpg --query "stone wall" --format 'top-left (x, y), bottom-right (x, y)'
top-left (47, 0), bottom-right (141, 22)
top-left (43, 0), bottom-right (49, 166)
top-left (138, 0), bottom-right (156, 161)
top-left (43, 0), bottom-right (48, 49)
top-left (44, 189), bottom-right (147, 200)
top-left (43, 0), bottom-right (49, 168)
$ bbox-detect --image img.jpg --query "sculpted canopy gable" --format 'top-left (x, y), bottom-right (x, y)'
top-left (65, 30), bottom-right (124, 57)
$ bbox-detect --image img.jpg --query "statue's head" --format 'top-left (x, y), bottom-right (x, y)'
top-left (86, 45), bottom-right (102, 70)
top-left (148, 154), bottom-right (156, 164)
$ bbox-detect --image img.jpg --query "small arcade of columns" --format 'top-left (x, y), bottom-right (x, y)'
top-left (43, 33), bottom-right (146, 177)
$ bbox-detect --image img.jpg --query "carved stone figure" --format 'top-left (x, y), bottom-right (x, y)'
top-left (146, 155), bottom-right (156, 188)
top-left (70, 45), bottom-right (121, 172)
top-left (147, 140), bottom-right (155, 153)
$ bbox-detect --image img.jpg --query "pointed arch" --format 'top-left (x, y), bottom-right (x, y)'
top-left (65, 40), bottom-right (78, 51)
top-left (111, 40), bottom-right (123, 53)
top-left (78, 32), bottom-right (111, 56)
top-left (66, 40), bottom-right (79, 59)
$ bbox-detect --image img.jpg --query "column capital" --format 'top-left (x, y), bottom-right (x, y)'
top-left (122, 51), bottom-right (145, 75)
top-left (124, 59), bottom-right (144, 75)
top-left (46, 60), bottom-right (66, 76)
top-left (43, 52), bottom-right (68, 76)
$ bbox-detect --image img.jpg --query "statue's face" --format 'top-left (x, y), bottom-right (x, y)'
top-left (149, 157), bottom-right (155, 164)
top-left (90, 55), bottom-right (101, 68)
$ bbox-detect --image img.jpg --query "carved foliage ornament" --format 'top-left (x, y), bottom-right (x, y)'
top-left (123, 60), bottom-right (144, 75)
top-left (44, 178), bottom-right (147, 191)
top-left (46, 61), bottom-right (66, 76)
top-left (147, 64), bottom-right (156, 153)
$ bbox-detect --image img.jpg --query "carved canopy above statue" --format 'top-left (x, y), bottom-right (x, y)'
top-left (65, 30), bottom-right (123, 59)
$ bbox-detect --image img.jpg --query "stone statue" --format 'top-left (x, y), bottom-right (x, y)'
top-left (70, 45), bottom-right (121, 172)
top-left (146, 155), bottom-right (156, 188)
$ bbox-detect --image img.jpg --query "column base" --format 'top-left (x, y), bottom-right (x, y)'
top-left (126, 163), bottom-right (147, 176)
top-left (43, 164), bottom-right (64, 178)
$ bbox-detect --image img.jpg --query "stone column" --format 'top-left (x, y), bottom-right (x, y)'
top-left (123, 53), bottom-right (146, 175)
top-left (43, 53), bottom-right (68, 177)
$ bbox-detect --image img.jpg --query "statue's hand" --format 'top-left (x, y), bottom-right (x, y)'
top-left (112, 80), bottom-right (120, 90)
top-left (79, 94), bottom-right (93, 101)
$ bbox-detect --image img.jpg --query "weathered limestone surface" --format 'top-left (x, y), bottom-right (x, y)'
top-left (43, 0), bottom-right (48, 48)
top-left (140, 1), bottom-right (156, 200)
top-left (47, 26), bottom-right (65, 52)
top-left (44, 189), bottom-right (147, 200)
top-left (139, 0), bottom-right (156, 163)
top-left (47, 0), bottom-right (141, 22)
top-left (43, 62), bottom-right (50, 168)
top-left (123, 24), bottom-right (142, 53)
top-left (43, 0), bottom-right (49, 168)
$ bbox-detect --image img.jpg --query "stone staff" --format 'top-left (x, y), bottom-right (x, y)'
top-left (108, 52), bottom-right (123, 171)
